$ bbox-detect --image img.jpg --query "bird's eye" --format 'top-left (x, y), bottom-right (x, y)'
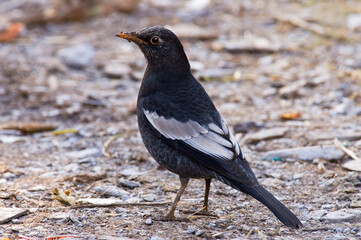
top-left (150, 36), bottom-right (161, 44)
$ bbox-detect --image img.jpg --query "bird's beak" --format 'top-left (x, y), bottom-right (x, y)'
top-left (115, 31), bottom-right (148, 45)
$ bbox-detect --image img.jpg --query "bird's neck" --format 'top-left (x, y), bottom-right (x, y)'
top-left (145, 61), bottom-right (191, 79)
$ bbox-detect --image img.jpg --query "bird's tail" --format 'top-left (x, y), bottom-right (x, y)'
top-left (235, 183), bottom-right (302, 229)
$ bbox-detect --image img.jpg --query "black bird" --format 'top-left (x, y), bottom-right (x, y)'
top-left (116, 26), bottom-right (302, 229)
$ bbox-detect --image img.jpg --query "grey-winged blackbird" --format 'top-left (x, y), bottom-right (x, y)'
top-left (116, 26), bottom-right (302, 229)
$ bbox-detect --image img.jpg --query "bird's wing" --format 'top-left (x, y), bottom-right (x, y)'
top-left (144, 109), bottom-right (242, 161)
top-left (141, 99), bottom-right (258, 186)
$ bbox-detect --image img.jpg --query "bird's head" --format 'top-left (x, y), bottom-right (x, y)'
top-left (116, 26), bottom-right (190, 71)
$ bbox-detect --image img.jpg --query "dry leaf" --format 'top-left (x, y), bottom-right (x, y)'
top-left (0, 122), bottom-right (57, 134)
top-left (280, 111), bottom-right (301, 120)
top-left (51, 187), bottom-right (76, 206)
top-left (0, 22), bottom-right (24, 42)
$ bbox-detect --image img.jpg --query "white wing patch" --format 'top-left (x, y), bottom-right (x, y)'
top-left (144, 109), bottom-right (243, 161)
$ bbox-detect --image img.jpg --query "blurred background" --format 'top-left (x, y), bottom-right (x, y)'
top-left (0, 0), bottom-right (361, 239)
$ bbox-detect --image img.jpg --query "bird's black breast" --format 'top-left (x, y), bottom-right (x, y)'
top-left (138, 71), bottom-right (221, 125)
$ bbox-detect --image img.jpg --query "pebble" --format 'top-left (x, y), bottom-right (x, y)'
top-left (233, 121), bottom-right (264, 134)
top-left (169, 23), bottom-right (218, 40)
top-left (263, 146), bottom-right (344, 161)
top-left (118, 179), bottom-right (141, 189)
top-left (141, 194), bottom-right (156, 202)
top-left (145, 218), bottom-right (152, 225)
top-left (322, 209), bottom-right (361, 223)
top-left (56, 44), bottom-right (95, 69)
top-left (104, 63), bottom-right (131, 78)
top-left (3, 172), bottom-right (16, 180)
top-left (0, 207), bottom-right (28, 224)
top-left (195, 230), bottom-right (204, 236)
top-left (347, 13), bottom-right (361, 31)
top-left (243, 127), bottom-right (288, 143)
top-left (308, 209), bottom-right (327, 220)
top-left (93, 185), bottom-right (130, 199)
top-left (66, 148), bottom-right (101, 159)
top-left (48, 212), bottom-right (70, 221)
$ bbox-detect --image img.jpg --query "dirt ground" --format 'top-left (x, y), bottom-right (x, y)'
top-left (1, 0), bottom-right (361, 239)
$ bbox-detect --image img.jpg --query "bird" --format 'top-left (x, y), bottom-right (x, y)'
top-left (115, 26), bottom-right (302, 229)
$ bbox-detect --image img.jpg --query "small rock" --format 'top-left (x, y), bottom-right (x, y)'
top-left (0, 208), bottom-right (28, 224)
top-left (212, 38), bottom-right (282, 53)
top-left (145, 218), bottom-right (152, 225)
top-left (243, 127), bottom-right (288, 143)
top-left (309, 209), bottom-right (327, 220)
top-left (261, 178), bottom-right (285, 189)
top-left (119, 166), bottom-right (141, 176)
top-left (3, 172), bottom-right (16, 180)
top-left (322, 209), bottom-right (361, 223)
top-left (49, 212), bottom-right (70, 221)
top-left (233, 121), bottom-right (264, 134)
top-left (56, 44), bottom-right (95, 69)
top-left (66, 148), bottom-right (101, 159)
top-left (118, 179), bottom-right (141, 189)
top-left (93, 185), bottom-right (130, 198)
top-left (347, 13), bottom-right (361, 31)
top-left (263, 146), bottom-right (344, 161)
top-left (169, 24), bottom-right (218, 40)
top-left (0, 135), bottom-right (23, 144)
top-left (350, 200), bottom-right (361, 208)
top-left (278, 79), bottom-right (307, 98)
top-left (104, 63), bottom-right (131, 78)
top-left (195, 230), bottom-right (204, 236)
top-left (142, 194), bottom-right (156, 202)
top-left (196, 68), bottom-right (236, 82)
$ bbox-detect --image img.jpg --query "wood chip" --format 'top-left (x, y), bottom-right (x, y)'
top-left (0, 122), bottom-right (57, 134)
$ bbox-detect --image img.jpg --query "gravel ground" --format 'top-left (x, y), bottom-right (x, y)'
top-left (0, 0), bottom-right (361, 239)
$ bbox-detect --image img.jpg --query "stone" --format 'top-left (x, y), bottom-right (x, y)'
top-left (322, 209), bottom-right (361, 223)
top-left (195, 230), bottom-right (204, 236)
top-left (93, 185), bottom-right (130, 198)
top-left (243, 127), bottom-right (288, 143)
top-left (49, 212), bottom-right (70, 221)
top-left (263, 146), bottom-right (344, 161)
top-left (66, 148), bottom-right (101, 159)
top-left (118, 179), bottom-right (141, 189)
top-left (347, 13), bottom-right (361, 31)
top-left (309, 209), bottom-right (327, 220)
top-left (57, 44), bottom-right (94, 69)
top-left (0, 208), bottom-right (28, 224)
top-left (145, 218), bottom-right (152, 225)
top-left (169, 24), bottom-right (218, 40)
top-left (104, 63), bottom-right (131, 78)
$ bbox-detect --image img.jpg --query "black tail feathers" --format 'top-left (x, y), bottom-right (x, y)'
top-left (240, 184), bottom-right (302, 229)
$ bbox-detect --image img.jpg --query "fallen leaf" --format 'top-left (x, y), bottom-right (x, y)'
top-left (342, 160), bottom-right (361, 172)
top-left (280, 111), bottom-right (301, 120)
top-left (51, 188), bottom-right (76, 206)
top-left (0, 122), bottom-right (57, 134)
top-left (52, 128), bottom-right (77, 135)
top-left (0, 22), bottom-right (24, 42)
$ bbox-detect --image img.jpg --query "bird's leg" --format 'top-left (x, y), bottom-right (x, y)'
top-left (197, 179), bottom-right (217, 217)
top-left (201, 178), bottom-right (211, 214)
top-left (155, 177), bottom-right (189, 221)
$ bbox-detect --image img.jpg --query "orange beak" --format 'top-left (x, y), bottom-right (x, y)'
top-left (115, 31), bottom-right (148, 45)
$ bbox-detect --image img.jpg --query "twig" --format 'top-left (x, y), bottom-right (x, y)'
top-left (273, 14), bottom-right (346, 41)
top-left (245, 228), bottom-right (254, 239)
top-left (102, 134), bottom-right (123, 157)
top-left (334, 138), bottom-right (361, 161)
top-left (71, 201), bottom-right (172, 209)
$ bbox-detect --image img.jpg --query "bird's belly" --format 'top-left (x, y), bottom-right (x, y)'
top-left (138, 118), bottom-right (212, 179)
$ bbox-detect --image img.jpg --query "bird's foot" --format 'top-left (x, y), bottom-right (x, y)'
top-left (153, 213), bottom-right (190, 222)
top-left (182, 209), bottom-right (219, 219)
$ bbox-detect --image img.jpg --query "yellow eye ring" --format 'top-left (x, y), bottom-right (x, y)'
top-left (150, 36), bottom-right (161, 44)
